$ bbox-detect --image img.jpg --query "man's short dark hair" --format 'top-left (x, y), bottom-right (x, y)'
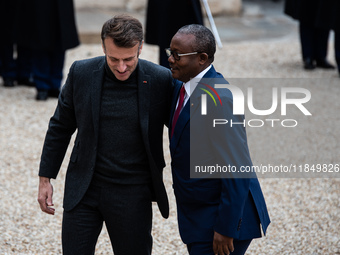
top-left (177, 24), bottom-right (216, 62)
top-left (101, 14), bottom-right (143, 48)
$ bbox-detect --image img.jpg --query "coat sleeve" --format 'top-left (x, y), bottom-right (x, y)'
top-left (38, 62), bottom-right (78, 179)
top-left (209, 91), bottom-right (254, 239)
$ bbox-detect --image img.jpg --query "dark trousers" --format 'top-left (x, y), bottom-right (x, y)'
top-left (16, 46), bottom-right (33, 80)
top-left (335, 32), bottom-right (340, 73)
top-left (32, 49), bottom-right (65, 92)
top-left (187, 239), bottom-right (252, 255)
top-left (299, 22), bottom-right (330, 61)
top-left (62, 183), bottom-right (153, 255)
top-left (0, 43), bottom-right (16, 79)
top-left (0, 44), bottom-right (32, 80)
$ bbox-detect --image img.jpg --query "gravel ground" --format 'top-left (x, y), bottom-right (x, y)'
top-left (1, 33), bottom-right (339, 254)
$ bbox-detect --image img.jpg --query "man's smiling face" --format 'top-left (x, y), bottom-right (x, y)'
top-left (103, 38), bottom-right (143, 81)
top-left (168, 33), bottom-right (202, 83)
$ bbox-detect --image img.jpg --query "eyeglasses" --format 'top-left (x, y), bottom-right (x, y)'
top-left (165, 48), bottom-right (199, 61)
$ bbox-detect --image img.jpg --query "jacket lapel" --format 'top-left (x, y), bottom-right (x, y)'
top-left (170, 82), bottom-right (201, 151)
top-left (170, 66), bottom-right (219, 149)
top-left (91, 58), bottom-right (105, 142)
top-left (137, 63), bottom-right (151, 142)
top-left (169, 81), bottom-right (182, 133)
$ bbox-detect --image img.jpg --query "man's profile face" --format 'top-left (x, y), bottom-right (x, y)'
top-left (102, 38), bottom-right (143, 81)
top-left (168, 33), bottom-right (201, 83)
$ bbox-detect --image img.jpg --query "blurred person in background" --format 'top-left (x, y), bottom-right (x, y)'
top-left (17, 0), bottom-right (79, 100)
top-left (0, 0), bottom-right (33, 88)
top-left (284, 0), bottom-right (335, 70)
top-left (145, 0), bottom-right (204, 68)
top-left (316, 0), bottom-right (340, 77)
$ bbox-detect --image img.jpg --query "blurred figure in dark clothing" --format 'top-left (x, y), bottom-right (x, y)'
top-left (284, 0), bottom-right (335, 70)
top-left (316, 0), bottom-right (340, 76)
top-left (17, 0), bottom-right (79, 100)
top-left (0, 0), bottom-right (33, 87)
top-left (145, 0), bottom-right (203, 68)
top-left (0, 0), bottom-right (17, 87)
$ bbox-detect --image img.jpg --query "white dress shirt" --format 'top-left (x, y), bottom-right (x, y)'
top-left (176, 65), bottom-right (212, 109)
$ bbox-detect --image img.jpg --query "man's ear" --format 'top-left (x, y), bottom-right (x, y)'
top-left (199, 53), bottom-right (209, 65)
top-left (138, 40), bottom-right (144, 56)
top-left (102, 41), bottom-right (106, 54)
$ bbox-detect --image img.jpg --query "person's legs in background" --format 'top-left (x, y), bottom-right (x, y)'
top-left (0, 43), bottom-right (16, 87)
top-left (299, 22), bottom-right (335, 70)
top-left (0, 58), bottom-right (2, 80)
top-left (299, 22), bottom-right (316, 70)
top-left (32, 49), bottom-right (65, 100)
top-left (32, 50), bottom-right (51, 100)
top-left (314, 28), bottom-right (335, 69)
top-left (16, 46), bottom-right (34, 86)
top-left (49, 49), bottom-right (65, 98)
top-left (334, 31), bottom-right (340, 76)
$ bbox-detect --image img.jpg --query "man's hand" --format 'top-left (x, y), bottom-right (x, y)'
top-left (213, 231), bottom-right (234, 255)
top-left (37, 177), bottom-right (55, 215)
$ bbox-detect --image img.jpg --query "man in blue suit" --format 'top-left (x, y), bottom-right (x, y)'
top-left (167, 24), bottom-right (270, 255)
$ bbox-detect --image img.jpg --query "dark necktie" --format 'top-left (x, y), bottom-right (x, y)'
top-left (171, 85), bottom-right (186, 138)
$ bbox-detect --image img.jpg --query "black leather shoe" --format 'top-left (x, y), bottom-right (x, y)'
top-left (36, 90), bottom-right (49, 101)
top-left (17, 77), bottom-right (35, 87)
top-left (48, 89), bottom-right (60, 98)
top-left (316, 59), bottom-right (335, 69)
top-left (303, 58), bottom-right (315, 70)
top-left (3, 78), bottom-right (15, 87)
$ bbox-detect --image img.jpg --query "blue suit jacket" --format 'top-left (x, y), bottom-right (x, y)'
top-left (169, 66), bottom-right (270, 244)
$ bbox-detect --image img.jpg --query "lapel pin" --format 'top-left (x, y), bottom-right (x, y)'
top-left (191, 103), bottom-right (194, 107)
top-left (143, 81), bottom-right (147, 84)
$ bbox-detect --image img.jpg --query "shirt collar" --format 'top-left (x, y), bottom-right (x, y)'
top-left (182, 65), bottom-right (212, 97)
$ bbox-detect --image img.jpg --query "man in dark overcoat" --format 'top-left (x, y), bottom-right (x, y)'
top-left (37, 14), bottom-right (173, 255)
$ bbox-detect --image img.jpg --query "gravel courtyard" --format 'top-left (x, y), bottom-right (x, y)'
top-left (1, 31), bottom-right (339, 254)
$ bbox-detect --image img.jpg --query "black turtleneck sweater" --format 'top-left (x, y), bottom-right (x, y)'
top-left (92, 61), bottom-right (151, 186)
